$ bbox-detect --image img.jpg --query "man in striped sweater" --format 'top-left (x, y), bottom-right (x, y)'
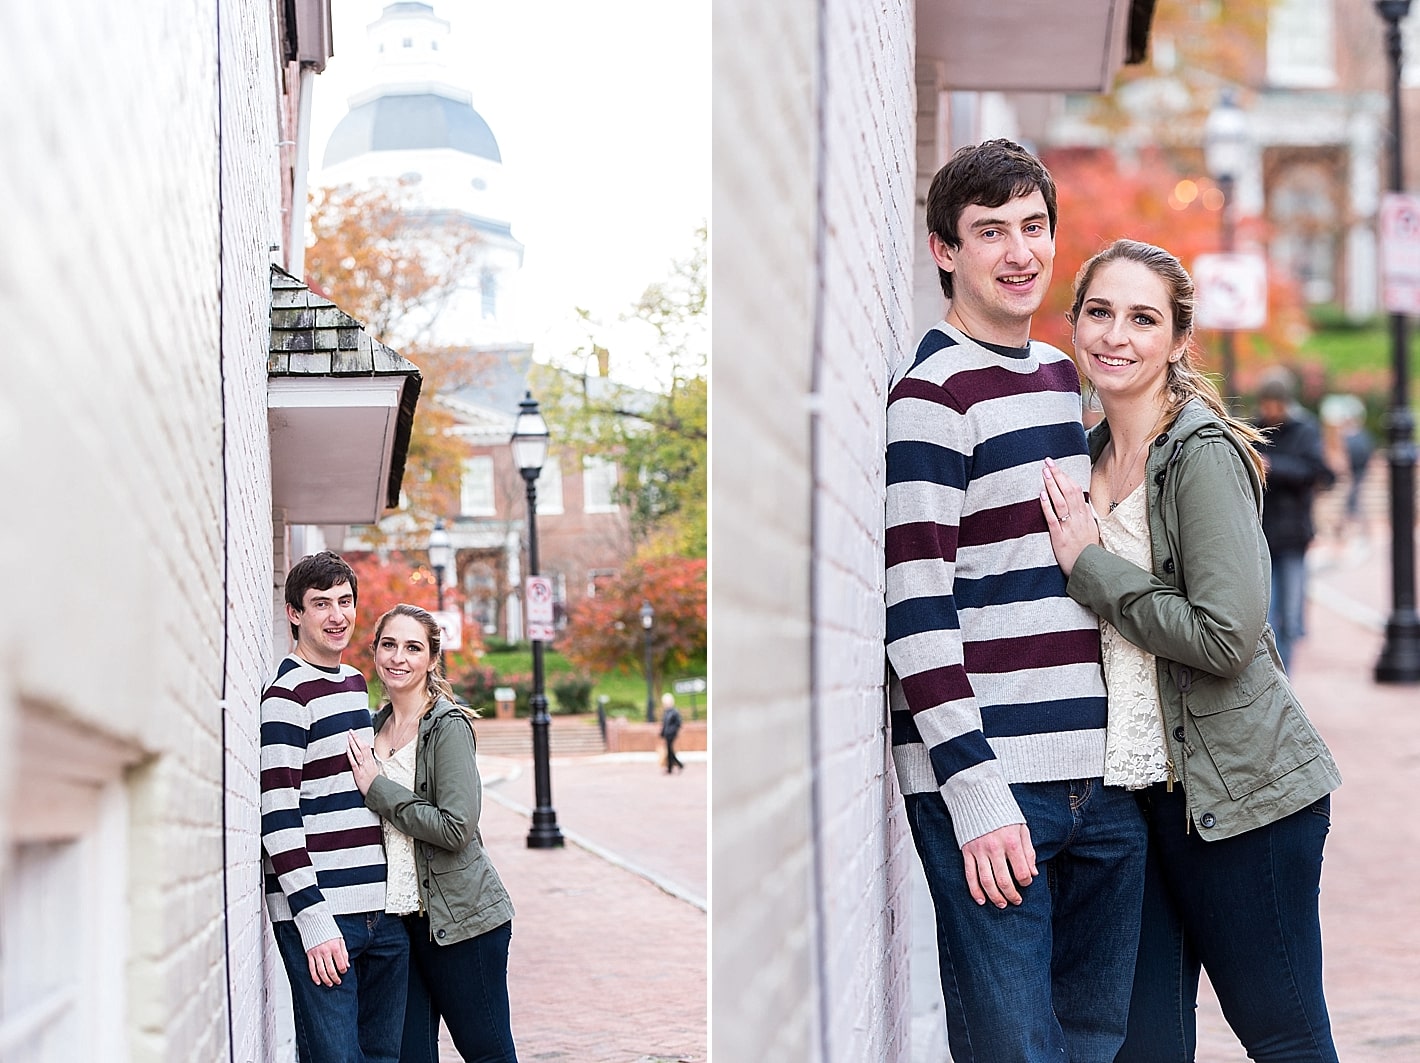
top-left (886, 140), bottom-right (1146, 1062)
top-left (261, 551), bottom-right (407, 1063)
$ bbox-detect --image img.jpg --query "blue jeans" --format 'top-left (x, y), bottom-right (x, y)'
top-left (273, 911), bottom-right (410, 1063)
top-left (906, 780), bottom-right (1147, 1063)
top-left (1268, 550), bottom-right (1309, 672)
top-left (401, 914), bottom-right (518, 1063)
top-left (1118, 786), bottom-right (1337, 1063)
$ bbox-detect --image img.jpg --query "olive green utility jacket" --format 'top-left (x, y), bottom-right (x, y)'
top-left (1068, 398), bottom-right (1341, 841)
top-left (366, 698), bottom-right (515, 943)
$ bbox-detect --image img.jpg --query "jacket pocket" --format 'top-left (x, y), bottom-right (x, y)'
top-left (1184, 650), bottom-right (1322, 800)
top-left (427, 843), bottom-right (499, 924)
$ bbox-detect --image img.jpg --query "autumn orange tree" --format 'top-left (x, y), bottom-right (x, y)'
top-left (344, 550), bottom-right (484, 692)
top-left (561, 556), bottom-right (706, 689)
top-left (1038, 148), bottom-right (1309, 390)
top-left (305, 180), bottom-right (498, 536)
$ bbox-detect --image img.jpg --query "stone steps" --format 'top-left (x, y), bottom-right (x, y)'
top-left (471, 716), bottom-right (607, 758)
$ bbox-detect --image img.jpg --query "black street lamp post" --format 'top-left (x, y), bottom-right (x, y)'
top-left (512, 392), bottom-right (565, 846)
top-left (641, 600), bottom-right (656, 723)
top-left (427, 518), bottom-right (451, 613)
top-left (1375, 0), bottom-right (1420, 683)
top-left (1205, 91), bottom-right (1249, 409)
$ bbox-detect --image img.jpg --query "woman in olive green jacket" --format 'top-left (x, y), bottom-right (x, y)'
top-left (1039, 240), bottom-right (1341, 1063)
top-left (348, 604), bottom-right (518, 1063)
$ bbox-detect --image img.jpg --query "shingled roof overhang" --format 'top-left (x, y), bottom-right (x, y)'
top-left (268, 265), bottom-right (422, 524)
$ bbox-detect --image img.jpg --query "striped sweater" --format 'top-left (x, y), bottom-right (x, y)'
top-left (260, 654), bottom-right (386, 950)
top-left (885, 323), bottom-right (1108, 846)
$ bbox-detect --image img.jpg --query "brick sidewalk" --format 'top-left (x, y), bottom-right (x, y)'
top-left (1194, 525), bottom-right (1420, 1061)
top-left (435, 753), bottom-right (707, 1062)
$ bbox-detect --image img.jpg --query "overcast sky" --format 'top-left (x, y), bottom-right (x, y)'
top-left (309, 0), bottom-right (709, 380)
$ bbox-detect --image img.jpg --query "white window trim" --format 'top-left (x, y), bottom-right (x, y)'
top-left (582, 456), bottom-right (619, 514)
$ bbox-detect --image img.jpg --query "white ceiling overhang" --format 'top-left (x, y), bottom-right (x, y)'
top-left (268, 377), bottom-right (408, 524)
top-left (919, 0), bottom-right (1155, 92)
top-left (268, 265), bottom-right (422, 525)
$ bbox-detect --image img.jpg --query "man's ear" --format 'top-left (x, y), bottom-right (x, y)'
top-left (286, 602), bottom-right (303, 627)
top-left (928, 232), bottom-right (956, 274)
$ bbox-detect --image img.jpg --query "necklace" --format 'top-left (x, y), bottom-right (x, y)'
top-left (379, 713), bottom-right (422, 758)
top-left (1103, 423), bottom-right (1162, 512)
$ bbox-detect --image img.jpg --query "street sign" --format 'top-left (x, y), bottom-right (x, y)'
top-left (1380, 192), bottom-right (1420, 313)
top-left (673, 677), bottom-right (708, 695)
top-left (1194, 253), bottom-right (1268, 330)
top-left (525, 576), bottom-right (555, 642)
top-left (431, 609), bottom-right (462, 651)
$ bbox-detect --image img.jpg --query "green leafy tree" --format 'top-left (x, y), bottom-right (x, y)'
top-left (533, 227), bottom-right (708, 557)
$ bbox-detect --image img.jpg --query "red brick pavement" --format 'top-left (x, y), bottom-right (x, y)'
top-left (435, 752), bottom-right (707, 1062)
top-left (1193, 525), bottom-right (1420, 1061)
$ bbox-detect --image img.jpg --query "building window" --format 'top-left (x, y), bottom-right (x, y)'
top-left (586, 568), bottom-right (618, 598)
top-left (582, 456), bottom-right (619, 513)
top-left (460, 456), bottom-right (496, 517)
top-left (480, 268), bottom-right (498, 319)
top-left (1406, 12), bottom-right (1420, 88)
top-left (1267, 0), bottom-right (1335, 88)
top-left (535, 457), bottom-right (564, 515)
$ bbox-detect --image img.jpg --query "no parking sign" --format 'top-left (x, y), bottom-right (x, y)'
top-left (1381, 192), bottom-right (1420, 314)
top-left (526, 575), bottom-right (555, 642)
top-left (1194, 253), bottom-right (1268, 331)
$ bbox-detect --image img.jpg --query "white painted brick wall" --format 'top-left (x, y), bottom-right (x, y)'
top-left (713, 0), bottom-right (917, 1058)
top-left (710, 0), bottom-right (819, 1056)
top-left (219, 2), bottom-right (285, 1061)
top-left (0, 1), bottom-right (287, 1059)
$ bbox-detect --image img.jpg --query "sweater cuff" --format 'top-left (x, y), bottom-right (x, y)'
top-left (294, 907), bottom-right (342, 953)
top-left (942, 771), bottom-right (1025, 848)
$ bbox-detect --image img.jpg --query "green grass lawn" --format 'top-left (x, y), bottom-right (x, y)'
top-left (470, 643), bottom-right (707, 720)
top-left (1292, 310), bottom-right (1415, 434)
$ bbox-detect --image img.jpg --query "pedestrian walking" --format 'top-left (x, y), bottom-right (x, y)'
top-left (347, 603), bottom-right (519, 1063)
top-left (659, 692), bottom-right (684, 773)
top-left (884, 139), bottom-right (1146, 1063)
top-left (1040, 239), bottom-right (1343, 1063)
top-left (1252, 367), bottom-right (1336, 672)
top-left (261, 551), bottom-right (408, 1063)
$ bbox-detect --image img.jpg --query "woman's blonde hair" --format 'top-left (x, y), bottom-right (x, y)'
top-left (1066, 238), bottom-right (1268, 483)
top-left (371, 603), bottom-right (478, 718)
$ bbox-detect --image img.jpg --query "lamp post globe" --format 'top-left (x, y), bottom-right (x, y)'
top-left (1204, 89), bottom-right (1249, 408)
top-left (512, 391), bottom-right (565, 845)
top-left (1374, 0), bottom-right (1420, 682)
top-left (641, 600), bottom-right (656, 722)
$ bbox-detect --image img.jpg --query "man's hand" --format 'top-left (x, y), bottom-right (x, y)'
top-left (307, 936), bottom-right (349, 986)
top-left (961, 824), bottom-right (1038, 908)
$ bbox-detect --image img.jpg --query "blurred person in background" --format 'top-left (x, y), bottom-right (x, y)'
top-left (1252, 368), bottom-right (1335, 673)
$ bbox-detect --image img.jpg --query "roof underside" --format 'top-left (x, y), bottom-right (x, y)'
top-left (919, 0), bottom-right (1156, 92)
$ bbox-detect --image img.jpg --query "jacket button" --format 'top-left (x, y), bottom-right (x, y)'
top-left (1163, 558), bottom-right (1175, 574)
top-left (1200, 813), bottom-right (1217, 829)
top-left (1173, 726), bottom-right (1185, 742)
top-left (422, 879), bottom-right (430, 889)
top-left (420, 783), bottom-right (427, 791)
top-left (1154, 433), bottom-right (1169, 446)
top-left (1154, 470), bottom-right (1167, 486)
top-left (436, 929), bottom-right (446, 939)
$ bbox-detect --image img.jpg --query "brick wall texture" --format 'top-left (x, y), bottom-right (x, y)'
top-left (0, 1), bottom-right (288, 1060)
top-left (712, 0), bottom-right (916, 1059)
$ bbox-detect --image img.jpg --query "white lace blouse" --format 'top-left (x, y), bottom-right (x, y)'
top-left (378, 739), bottom-right (423, 916)
top-left (1097, 485), bottom-right (1171, 790)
